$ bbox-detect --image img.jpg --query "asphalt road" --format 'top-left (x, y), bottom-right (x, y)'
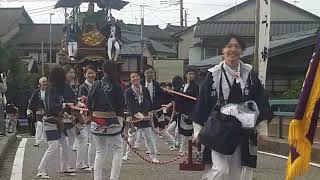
top-left (0, 135), bottom-right (319, 180)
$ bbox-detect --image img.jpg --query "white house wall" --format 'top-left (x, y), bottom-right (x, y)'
top-left (189, 46), bottom-right (202, 66)
top-left (178, 29), bottom-right (194, 60)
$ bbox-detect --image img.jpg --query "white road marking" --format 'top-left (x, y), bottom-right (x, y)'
top-left (258, 151), bottom-right (320, 168)
top-left (10, 138), bottom-right (28, 180)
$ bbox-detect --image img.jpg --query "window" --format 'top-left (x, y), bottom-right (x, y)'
top-left (202, 47), bottom-right (218, 60)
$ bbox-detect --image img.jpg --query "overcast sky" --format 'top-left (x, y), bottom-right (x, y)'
top-left (0, 0), bottom-right (318, 28)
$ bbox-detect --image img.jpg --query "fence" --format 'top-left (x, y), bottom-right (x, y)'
top-left (269, 99), bottom-right (298, 139)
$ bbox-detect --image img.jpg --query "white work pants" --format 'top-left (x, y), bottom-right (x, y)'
top-left (125, 127), bottom-right (157, 159)
top-left (68, 42), bottom-right (78, 57)
top-left (166, 121), bottom-right (181, 146)
top-left (179, 135), bottom-right (191, 154)
top-left (94, 134), bottom-right (123, 180)
top-left (35, 121), bottom-right (44, 144)
top-left (76, 127), bottom-right (89, 169)
top-left (86, 124), bottom-right (96, 168)
top-left (107, 37), bottom-right (120, 61)
top-left (202, 147), bottom-right (253, 180)
top-left (38, 134), bottom-right (74, 174)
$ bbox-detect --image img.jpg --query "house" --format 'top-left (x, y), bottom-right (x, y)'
top-left (164, 24), bottom-right (183, 35)
top-left (0, 7), bottom-right (33, 42)
top-left (119, 22), bottom-right (178, 50)
top-left (196, 29), bottom-right (318, 93)
top-left (11, 22), bottom-right (177, 81)
top-left (189, 21), bottom-right (320, 66)
top-left (173, 0), bottom-right (320, 93)
top-left (175, 0), bottom-right (320, 62)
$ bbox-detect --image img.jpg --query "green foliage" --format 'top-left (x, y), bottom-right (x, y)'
top-left (271, 79), bottom-right (304, 99)
top-left (282, 80), bottom-right (304, 99)
top-left (0, 41), bottom-right (41, 115)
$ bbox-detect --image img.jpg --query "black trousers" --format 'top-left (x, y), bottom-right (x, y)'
top-left (27, 115), bottom-right (36, 136)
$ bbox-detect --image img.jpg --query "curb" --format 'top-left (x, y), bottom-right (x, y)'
top-left (0, 133), bottom-right (17, 165)
top-left (259, 137), bottom-right (320, 163)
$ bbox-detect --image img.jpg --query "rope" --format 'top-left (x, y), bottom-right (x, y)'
top-left (68, 88), bottom-right (196, 113)
top-left (126, 116), bottom-right (151, 124)
top-left (69, 103), bottom-right (183, 165)
top-left (68, 105), bottom-right (89, 112)
top-left (125, 106), bottom-right (175, 135)
top-left (151, 104), bottom-right (176, 135)
top-left (123, 135), bottom-right (182, 165)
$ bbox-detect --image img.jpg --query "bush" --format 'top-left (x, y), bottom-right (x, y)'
top-left (0, 41), bottom-right (41, 116)
top-left (271, 79), bottom-right (304, 99)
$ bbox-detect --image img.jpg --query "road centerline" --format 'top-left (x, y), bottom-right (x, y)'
top-left (10, 138), bottom-right (27, 180)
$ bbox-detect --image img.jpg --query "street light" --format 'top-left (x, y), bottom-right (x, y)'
top-left (49, 12), bottom-right (54, 63)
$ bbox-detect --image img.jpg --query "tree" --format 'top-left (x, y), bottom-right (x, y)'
top-left (0, 41), bottom-right (40, 116)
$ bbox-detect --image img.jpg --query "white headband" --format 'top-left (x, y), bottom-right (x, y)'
top-left (39, 77), bottom-right (47, 84)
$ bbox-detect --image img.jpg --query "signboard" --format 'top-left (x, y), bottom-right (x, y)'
top-left (153, 59), bottom-right (184, 83)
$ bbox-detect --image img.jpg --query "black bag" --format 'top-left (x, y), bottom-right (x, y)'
top-left (198, 110), bottom-right (243, 155)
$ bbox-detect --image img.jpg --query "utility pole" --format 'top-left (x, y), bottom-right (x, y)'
top-left (49, 13), bottom-right (54, 63)
top-left (41, 42), bottom-right (44, 76)
top-left (64, 8), bottom-right (67, 24)
top-left (253, 0), bottom-right (260, 72)
top-left (140, 5), bottom-right (146, 73)
top-left (184, 9), bottom-right (188, 27)
top-left (160, 0), bottom-right (183, 27)
top-left (180, 0), bottom-right (183, 27)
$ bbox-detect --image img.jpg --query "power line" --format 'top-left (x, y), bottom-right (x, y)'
top-left (56, 9), bottom-right (64, 23)
top-left (27, 6), bottom-right (54, 14)
top-left (129, 3), bottom-right (136, 23)
top-left (184, 2), bottom-right (232, 7)
top-left (145, 7), bottom-right (172, 26)
top-left (144, 7), bottom-right (179, 12)
top-left (27, 5), bottom-right (54, 12)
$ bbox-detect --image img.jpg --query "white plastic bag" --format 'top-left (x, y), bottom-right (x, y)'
top-left (220, 101), bottom-right (259, 129)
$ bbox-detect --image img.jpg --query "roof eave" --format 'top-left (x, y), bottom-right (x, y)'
top-left (21, 6), bottom-right (34, 24)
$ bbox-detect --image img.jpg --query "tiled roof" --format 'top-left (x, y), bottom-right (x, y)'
top-left (175, 0), bottom-right (320, 37)
top-left (193, 29), bottom-right (318, 67)
top-left (119, 23), bottom-right (174, 41)
top-left (206, 0), bottom-right (320, 21)
top-left (0, 7), bottom-right (33, 37)
top-left (12, 24), bottom-right (176, 55)
top-left (13, 24), bottom-right (64, 45)
top-left (164, 24), bottom-right (183, 35)
top-left (194, 21), bottom-right (320, 37)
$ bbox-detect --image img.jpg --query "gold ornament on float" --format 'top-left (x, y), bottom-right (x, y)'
top-left (81, 30), bottom-right (105, 47)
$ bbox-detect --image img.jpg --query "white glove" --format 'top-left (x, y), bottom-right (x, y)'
top-left (27, 109), bottom-right (32, 116)
top-left (0, 73), bottom-right (6, 82)
top-left (134, 112), bottom-right (144, 119)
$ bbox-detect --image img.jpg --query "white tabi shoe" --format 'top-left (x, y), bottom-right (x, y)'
top-left (77, 167), bottom-right (92, 173)
top-left (35, 172), bottom-right (50, 179)
top-left (151, 157), bottom-right (159, 163)
top-left (168, 145), bottom-right (176, 151)
top-left (122, 155), bottom-right (130, 161)
top-left (82, 167), bottom-right (94, 172)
